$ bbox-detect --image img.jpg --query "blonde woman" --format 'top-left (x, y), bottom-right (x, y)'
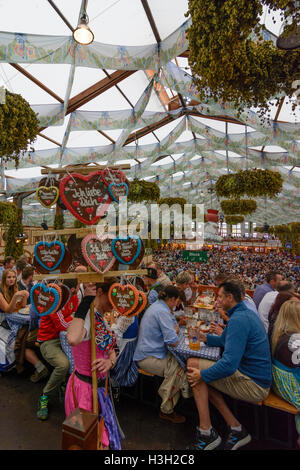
top-left (271, 300), bottom-right (300, 447)
top-left (0, 269), bottom-right (29, 318)
top-left (0, 269), bottom-right (48, 380)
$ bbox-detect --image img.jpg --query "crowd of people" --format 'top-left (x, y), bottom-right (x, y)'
top-left (0, 248), bottom-right (299, 450)
top-left (153, 248), bottom-right (300, 291)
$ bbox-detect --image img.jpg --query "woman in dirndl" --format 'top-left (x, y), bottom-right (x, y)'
top-left (271, 299), bottom-right (300, 447)
top-left (65, 280), bottom-right (123, 450)
top-left (110, 313), bottom-right (139, 387)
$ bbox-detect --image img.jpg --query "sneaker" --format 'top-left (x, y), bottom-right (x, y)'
top-left (159, 411), bottom-right (186, 424)
top-left (187, 427), bottom-right (222, 450)
top-left (30, 367), bottom-right (49, 383)
top-left (37, 395), bottom-right (48, 421)
top-left (222, 425), bottom-right (251, 450)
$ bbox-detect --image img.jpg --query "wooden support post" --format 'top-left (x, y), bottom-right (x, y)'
top-left (41, 163), bottom-right (131, 176)
top-left (90, 302), bottom-right (98, 416)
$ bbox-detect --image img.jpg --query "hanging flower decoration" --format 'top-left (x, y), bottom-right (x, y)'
top-left (186, 0), bottom-right (299, 115)
top-left (215, 169), bottom-right (283, 199)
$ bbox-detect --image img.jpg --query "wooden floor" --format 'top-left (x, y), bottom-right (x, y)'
top-left (0, 367), bottom-right (298, 451)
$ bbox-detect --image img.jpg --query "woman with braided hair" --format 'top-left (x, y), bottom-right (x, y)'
top-left (65, 279), bottom-right (122, 450)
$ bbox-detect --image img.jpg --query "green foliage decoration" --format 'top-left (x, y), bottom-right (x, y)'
top-left (225, 215), bottom-right (244, 225)
top-left (128, 179), bottom-right (160, 203)
top-left (0, 205), bottom-right (24, 259)
top-left (0, 90), bottom-right (39, 168)
top-left (0, 202), bottom-right (18, 225)
top-left (258, 222), bottom-right (300, 253)
top-left (221, 199), bottom-right (257, 215)
top-left (73, 219), bottom-right (86, 228)
top-left (186, 0), bottom-right (299, 115)
top-left (158, 197), bottom-right (187, 208)
top-left (54, 213), bottom-right (64, 231)
top-left (215, 169), bottom-right (283, 198)
top-left (5, 212), bottom-right (24, 259)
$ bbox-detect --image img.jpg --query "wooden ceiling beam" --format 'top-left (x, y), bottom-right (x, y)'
top-left (9, 63), bottom-right (64, 103)
top-left (141, 0), bottom-right (161, 43)
top-left (66, 70), bottom-right (136, 114)
top-left (124, 113), bottom-right (183, 145)
top-left (38, 132), bottom-right (62, 147)
top-left (97, 130), bottom-right (115, 144)
top-left (124, 109), bottom-right (245, 146)
top-left (47, 0), bottom-right (75, 32)
top-left (38, 69), bottom-right (137, 132)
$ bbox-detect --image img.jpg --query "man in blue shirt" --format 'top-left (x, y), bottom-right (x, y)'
top-left (134, 286), bottom-right (190, 424)
top-left (142, 267), bottom-right (164, 305)
top-left (186, 281), bottom-right (272, 450)
top-left (253, 271), bottom-right (282, 308)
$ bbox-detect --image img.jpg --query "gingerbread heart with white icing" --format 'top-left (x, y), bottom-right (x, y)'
top-left (36, 186), bottom-right (59, 208)
top-left (81, 234), bottom-right (116, 274)
top-left (59, 171), bottom-right (112, 225)
top-left (108, 283), bottom-right (139, 316)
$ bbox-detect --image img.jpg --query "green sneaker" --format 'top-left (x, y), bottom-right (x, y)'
top-left (37, 394), bottom-right (48, 421)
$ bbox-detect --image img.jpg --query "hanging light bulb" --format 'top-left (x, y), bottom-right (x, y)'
top-left (73, 11), bottom-right (94, 45)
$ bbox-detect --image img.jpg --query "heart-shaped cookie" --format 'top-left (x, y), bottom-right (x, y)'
top-left (101, 168), bottom-right (126, 186)
top-left (127, 290), bottom-right (147, 317)
top-left (30, 283), bottom-right (61, 317)
top-left (36, 186), bottom-right (59, 208)
top-left (128, 276), bottom-right (146, 292)
top-left (67, 234), bottom-right (88, 267)
top-left (59, 247), bottom-right (73, 273)
top-left (108, 283), bottom-right (139, 316)
top-left (47, 283), bottom-right (62, 310)
top-left (59, 171), bottom-right (112, 225)
top-left (108, 182), bottom-right (129, 202)
top-left (57, 283), bottom-right (71, 311)
top-left (111, 235), bottom-right (142, 265)
top-left (34, 241), bottom-right (65, 271)
top-left (81, 234), bottom-right (116, 274)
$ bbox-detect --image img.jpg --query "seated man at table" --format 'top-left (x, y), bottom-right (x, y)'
top-left (36, 279), bottom-right (79, 420)
top-left (186, 281), bottom-right (272, 450)
top-left (133, 285), bottom-right (191, 424)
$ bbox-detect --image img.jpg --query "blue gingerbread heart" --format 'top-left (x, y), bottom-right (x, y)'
top-left (111, 235), bottom-right (141, 265)
top-left (108, 182), bottom-right (129, 202)
top-left (34, 241), bottom-right (65, 271)
top-left (30, 283), bottom-right (60, 317)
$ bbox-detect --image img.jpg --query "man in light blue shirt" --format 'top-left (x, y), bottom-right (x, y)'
top-left (134, 286), bottom-right (189, 424)
top-left (253, 271), bottom-right (282, 308)
top-left (134, 299), bottom-right (178, 362)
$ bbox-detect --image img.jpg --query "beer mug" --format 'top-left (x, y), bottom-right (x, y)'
top-left (188, 326), bottom-right (200, 351)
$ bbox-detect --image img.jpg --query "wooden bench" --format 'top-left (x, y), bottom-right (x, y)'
top-left (263, 391), bottom-right (298, 415)
top-left (138, 368), bottom-right (154, 377)
top-left (261, 391), bottom-right (298, 448)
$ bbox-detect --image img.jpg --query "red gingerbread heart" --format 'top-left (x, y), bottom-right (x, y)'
top-left (59, 171), bottom-right (112, 225)
top-left (108, 283), bottom-right (139, 316)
